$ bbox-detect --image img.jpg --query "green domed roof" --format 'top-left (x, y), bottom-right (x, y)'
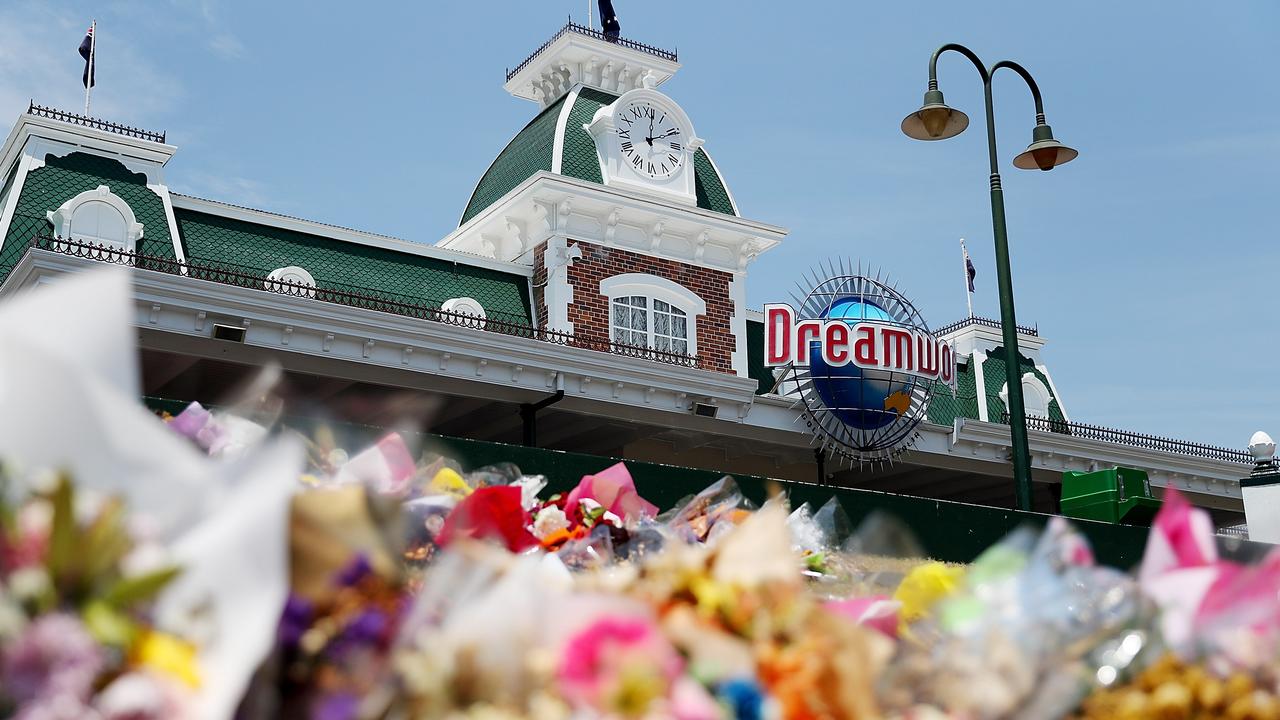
top-left (460, 88), bottom-right (738, 226)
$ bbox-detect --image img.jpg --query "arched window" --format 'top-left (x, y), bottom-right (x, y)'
top-left (264, 266), bottom-right (317, 298)
top-left (47, 185), bottom-right (144, 251)
top-left (441, 296), bottom-right (488, 330)
top-left (1000, 372), bottom-right (1054, 418)
top-left (600, 274), bottom-right (705, 357)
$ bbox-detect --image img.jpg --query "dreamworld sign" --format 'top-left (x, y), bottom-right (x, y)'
top-left (763, 267), bottom-right (954, 463)
top-left (763, 304), bottom-right (956, 388)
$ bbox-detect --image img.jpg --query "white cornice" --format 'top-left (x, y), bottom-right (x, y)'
top-left (953, 417), bottom-right (1244, 504)
top-left (436, 172), bottom-right (786, 272)
top-left (504, 29), bottom-right (680, 107)
top-left (0, 112), bottom-right (176, 183)
top-left (5, 251), bottom-right (759, 416)
top-left (171, 194), bottom-right (532, 277)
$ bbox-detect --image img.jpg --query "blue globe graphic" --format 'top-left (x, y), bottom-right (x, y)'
top-left (808, 297), bottom-right (915, 431)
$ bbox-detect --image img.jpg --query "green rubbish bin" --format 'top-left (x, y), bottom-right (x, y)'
top-left (1061, 466), bottom-right (1161, 526)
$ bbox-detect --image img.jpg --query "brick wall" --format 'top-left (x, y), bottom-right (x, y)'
top-left (560, 240), bottom-right (736, 374)
top-left (532, 243), bottom-right (548, 328)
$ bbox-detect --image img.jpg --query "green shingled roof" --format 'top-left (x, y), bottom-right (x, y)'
top-left (460, 87), bottom-right (738, 226)
top-left (176, 208), bottom-right (533, 324)
top-left (1, 152), bottom-right (177, 284)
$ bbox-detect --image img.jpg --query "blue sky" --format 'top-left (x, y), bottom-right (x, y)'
top-left (0, 1), bottom-right (1275, 449)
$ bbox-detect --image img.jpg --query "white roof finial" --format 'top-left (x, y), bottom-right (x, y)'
top-left (1249, 430), bottom-right (1276, 463)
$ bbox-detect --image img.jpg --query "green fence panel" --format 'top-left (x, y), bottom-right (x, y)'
top-left (145, 397), bottom-right (1152, 568)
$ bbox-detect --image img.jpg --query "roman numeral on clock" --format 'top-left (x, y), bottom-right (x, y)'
top-left (618, 129), bottom-right (630, 140)
top-left (670, 142), bottom-right (682, 151)
top-left (668, 154), bottom-right (679, 165)
top-left (621, 141), bottom-right (633, 152)
top-left (633, 156), bottom-right (643, 167)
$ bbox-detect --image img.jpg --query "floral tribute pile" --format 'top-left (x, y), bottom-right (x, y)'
top-left (2, 270), bottom-right (1280, 720)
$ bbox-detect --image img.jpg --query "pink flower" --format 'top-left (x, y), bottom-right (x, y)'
top-left (558, 616), bottom-right (684, 716)
top-left (1, 614), bottom-right (104, 707)
top-left (564, 463), bottom-right (657, 527)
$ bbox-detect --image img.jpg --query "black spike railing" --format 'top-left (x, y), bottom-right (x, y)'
top-left (1000, 412), bottom-right (1251, 464)
top-left (506, 22), bottom-right (677, 82)
top-left (935, 315), bottom-right (1038, 337)
top-left (25, 236), bottom-right (703, 370)
top-left (27, 102), bottom-right (166, 144)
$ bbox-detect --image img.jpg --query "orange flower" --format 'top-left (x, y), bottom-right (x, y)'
top-left (541, 525), bottom-right (588, 552)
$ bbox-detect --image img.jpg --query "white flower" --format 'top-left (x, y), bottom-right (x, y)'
top-left (532, 506), bottom-right (570, 539)
top-left (8, 566), bottom-right (51, 602)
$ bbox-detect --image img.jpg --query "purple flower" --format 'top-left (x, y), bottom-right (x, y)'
top-left (335, 555), bottom-right (372, 587)
top-left (312, 691), bottom-right (359, 720)
top-left (1, 614), bottom-right (104, 706)
top-left (277, 595), bottom-right (314, 649)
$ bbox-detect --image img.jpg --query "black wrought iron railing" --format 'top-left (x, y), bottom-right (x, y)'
top-left (935, 315), bottom-right (1038, 337)
top-left (1000, 412), bottom-right (1251, 464)
top-left (506, 22), bottom-right (678, 82)
top-left (26, 236), bottom-right (702, 370)
top-left (27, 102), bottom-right (166, 144)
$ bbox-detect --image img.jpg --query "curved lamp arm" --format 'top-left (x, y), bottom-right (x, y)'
top-left (991, 60), bottom-right (1047, 124)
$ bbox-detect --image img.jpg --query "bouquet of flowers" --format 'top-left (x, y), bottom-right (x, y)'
top-left (0, 471), bottom-right (198, 718)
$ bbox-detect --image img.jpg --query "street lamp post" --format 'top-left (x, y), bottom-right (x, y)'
top-left (900, 43), bottom-right (1078, 511)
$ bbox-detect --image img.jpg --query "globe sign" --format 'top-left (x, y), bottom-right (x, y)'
top-left (764, 268), bottom-right (955, 464)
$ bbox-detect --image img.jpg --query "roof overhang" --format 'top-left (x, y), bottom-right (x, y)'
top-left (437, 172), bottom-right (787, 273)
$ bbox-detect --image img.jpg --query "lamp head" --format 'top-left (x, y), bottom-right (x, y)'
top-left (1013, 122), bottom-right (1079, 171)
top-left (901, 88), bottom-right (969, 141)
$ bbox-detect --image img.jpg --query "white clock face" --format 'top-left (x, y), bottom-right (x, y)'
top-left (614, 100), bottom-right (685, 179)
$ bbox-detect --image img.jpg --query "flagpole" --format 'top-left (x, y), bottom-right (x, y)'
top-left (961, 238), bottom-right (974, 318)
top-left (84, 20), bottom-right (95, 115)
top-left (588, 1), bottom-right (593, 29)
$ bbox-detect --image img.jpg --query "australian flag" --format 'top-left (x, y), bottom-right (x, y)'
top-left (78, 24), bottom-right (95, 89)
top-left (964, 246), bottom-right (977, 292)
top-left (598, 0), bottom-right (621, 39)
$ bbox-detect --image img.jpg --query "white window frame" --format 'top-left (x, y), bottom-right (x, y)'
top-left (599, 274), bottom-right (706, 357)
top-left (46, 185), bottom-right (144, 252)
top-left (999, 372), bottom-right (1054, 419)
top-left (265, 265), bottom-right (317, 298)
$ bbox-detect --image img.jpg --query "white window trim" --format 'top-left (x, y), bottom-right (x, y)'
top-left (265, 265), bottom-right (317, 298)
top-left (46, 185), bottom-right (144, 251)
top-left (999, 371), bottom-right (1054, 419)
top-left (600, 273), bottom-right (706, 357)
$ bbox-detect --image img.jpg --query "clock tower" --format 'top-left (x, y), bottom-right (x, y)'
top-left (437, 21), bottom-right (786, 381)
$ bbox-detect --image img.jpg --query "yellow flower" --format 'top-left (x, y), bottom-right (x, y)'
top-left (132, 630), bottom-right (201, 688)
top-left (893, 562), bottom-right (965, 631)
top-left (430, 468), bottom-right (473, 498)
top-left (689, 576), bottom-right (735, 619)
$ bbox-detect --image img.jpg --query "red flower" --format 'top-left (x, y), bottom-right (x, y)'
top-left (436, 486), bottom-right (538, 553)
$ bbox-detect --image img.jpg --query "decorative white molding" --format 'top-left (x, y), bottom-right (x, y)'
top-left (543, 236), bottom-right (581, 334)
top-left (438, 172), bottom-right (785, 272)
top-left (47, 185), bottom-right (144, 251)
top-left (504, 30), bottom-right (680, 107)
